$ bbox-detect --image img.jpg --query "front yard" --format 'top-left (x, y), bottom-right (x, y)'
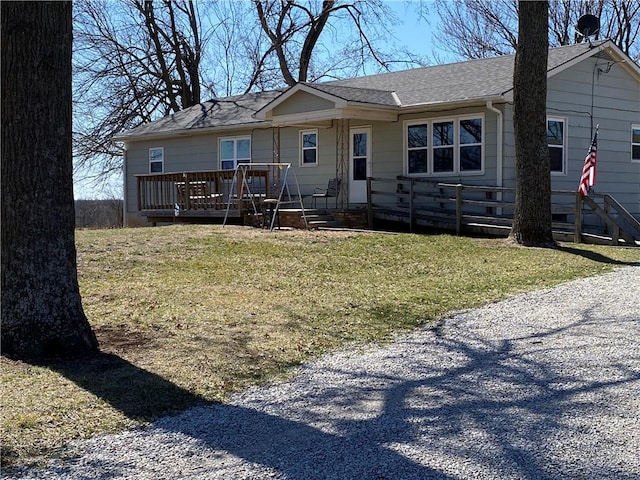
top-left (2, 225), bottom-right (638, 469)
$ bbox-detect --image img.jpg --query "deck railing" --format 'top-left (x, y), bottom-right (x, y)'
top-left (136, 170), bottom-right (271, 215)
top-left (578, 192), bottom-right (640, 244)
top-left (367, 176), bottom-right (638, 245)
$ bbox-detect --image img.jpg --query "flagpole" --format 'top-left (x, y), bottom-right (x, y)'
top-left (578, 125), bottom-right (598, 198)
top-left (590, 124), bottom-right (599, 194)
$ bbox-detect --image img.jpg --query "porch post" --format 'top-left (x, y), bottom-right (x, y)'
top-left (455, 184), bottom-right (464, 235)
top-left (336, 119), bottom-right (349, 209)
top-left (272, 127), bottom-right (280, 163)
top-left (574, 191), bottom-right (583, 243)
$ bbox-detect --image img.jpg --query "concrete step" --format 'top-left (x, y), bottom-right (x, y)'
top-left (305, 214), bottom-right (335, 222)
top-left (305, 213), bottom-right (344, 229)
top-left (309, 220), bottom-right (344, 228)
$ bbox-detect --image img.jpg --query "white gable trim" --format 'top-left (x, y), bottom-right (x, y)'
top-left (256, 83), bottom-right (402, 124)
top-left (547, 40), bottom-right (640, 81)
top-left (257, 83), bottom-right (347, 121)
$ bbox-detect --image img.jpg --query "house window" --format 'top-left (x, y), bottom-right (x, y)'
top-left (300, 130), bottom-right (318, 166)
top-left (433, 121), bottom-right (454, 173)
top-left (407, 124), bottom-right (428, 174)
top-left (632, 124), bottom-right (640, 163)
top-left (220, 136), bottom-right (251, 169)
top-left (547, 118), bottom-right (565, 173)
top-left (405, 115), bottom-right (483, 175)
top-left (149, 147), bottom-right (164, 173)
top-left (460, 118), bottom-right (483, 171)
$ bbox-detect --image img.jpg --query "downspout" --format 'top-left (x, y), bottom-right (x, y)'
top-left (121, 148), bottom-right (128, 227)
top-left (111, 139), bottom-right (128, 227)
top-left (486, 100), bottom-right (503, 189)
top-left (486, 101), bottom-right (503, 213)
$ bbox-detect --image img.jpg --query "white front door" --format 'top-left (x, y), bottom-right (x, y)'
top-left (349, 127), bottom-right (371, 204)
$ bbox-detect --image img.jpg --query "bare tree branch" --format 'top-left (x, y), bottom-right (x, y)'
top-left (434, 0), bottom-right (639, 61)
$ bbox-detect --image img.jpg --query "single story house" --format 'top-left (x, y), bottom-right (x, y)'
top-left (114, 39), bottom-right (640, 238)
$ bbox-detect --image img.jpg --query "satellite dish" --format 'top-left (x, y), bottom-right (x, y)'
top-left (576, 14), bottom-right (600, 39)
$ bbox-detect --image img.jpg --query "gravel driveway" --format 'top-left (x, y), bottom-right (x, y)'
top-left (5, 266), bottom-right (639, 480)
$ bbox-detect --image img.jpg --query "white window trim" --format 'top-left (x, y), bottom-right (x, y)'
top-left (149, 147), bottom-right (164, 173)
top-left (403, 114), bottom-right (485, 176)
top-left (632, 124), bottom-right (640, 163)
top-left (219, 136), bottom-right (251, 170)
top-left (547, 116), bottom-right (567, 176)
top-left (299, 129), bottom-right (319, 167)
top-left (404, 119), bottom-right (434, 176)
top-left (405, 122), bottom-right (429, 175)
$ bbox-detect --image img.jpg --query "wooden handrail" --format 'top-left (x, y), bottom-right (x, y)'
top-left (367, 176), bottom-right (638, 244)
top-left (136, 170), bottom-right (270, 214)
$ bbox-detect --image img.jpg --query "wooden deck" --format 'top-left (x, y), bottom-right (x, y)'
top-left (136, 172), bottom-right (639, 245)
top-left (137, 169), bottom-right (273, 221)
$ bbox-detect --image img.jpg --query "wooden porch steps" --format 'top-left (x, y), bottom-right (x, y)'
top-left (305, 212), bottom-right (344, 229)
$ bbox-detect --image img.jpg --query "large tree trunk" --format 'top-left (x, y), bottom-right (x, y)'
top-left (1, 1), bottom-right (99, 359)
top-left (509, 1), bottom-right (554, 246)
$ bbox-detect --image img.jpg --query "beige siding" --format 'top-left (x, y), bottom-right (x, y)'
top-left (276, 125), bottom-right (337, 194)
top-left (124, 130), bottom-right (254, 221)
top-left (123, 50), bottom-right (639, 225)
top-left (550, 55), bottom-right (638, 216)
top-left (502, 53), bottom-right (639, 218)
top-left (272, 91), bottom-right (335, 116)
top-left (251, 128), bottom-right (275, 163)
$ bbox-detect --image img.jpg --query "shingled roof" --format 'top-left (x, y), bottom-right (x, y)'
top-left (299, 83), bottom-right (401, 107)
top-left (115, 40), bottom-right (622, 141)
top-left (326, 40), bottom-right (605, 106)
top-left (114, 90), bottom-right (283, 141)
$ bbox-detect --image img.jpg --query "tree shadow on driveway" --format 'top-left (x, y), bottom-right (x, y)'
top-left (33, 270), bottom-right (640, 480)
top-left (41, 354), bottom-right (451, 479)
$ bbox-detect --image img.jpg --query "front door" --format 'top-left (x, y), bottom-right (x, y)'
top-left (349, 127), bottom-right (371, 204)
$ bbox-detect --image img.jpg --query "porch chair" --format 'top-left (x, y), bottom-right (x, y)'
top-left (311, 178), bottom-right (341, 209)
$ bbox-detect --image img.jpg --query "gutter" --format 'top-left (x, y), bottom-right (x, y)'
top-left (121, 148), bottom-right (128, 227)
top-left (399, 95), bottom-right (506, 114)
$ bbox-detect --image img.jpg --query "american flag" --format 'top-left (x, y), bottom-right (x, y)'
top-left (578, 128), bottom-right (598, 198)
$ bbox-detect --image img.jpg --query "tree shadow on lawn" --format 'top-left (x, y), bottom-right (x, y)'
top-left (30, 303), bottom-right (640, 479)
top-left (556, 245), bottom-right (640, 265)
top-left (47, 351), bottom-right (208, 422)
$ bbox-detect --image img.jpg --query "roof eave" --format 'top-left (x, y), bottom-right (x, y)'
top-left (112, 120), bottom-right (271, 143)
top-left (270, 106), bottom-right (399, 127)
top-left (498, 40), bottom-right (640, 98)
top-left (399, 96), bottom-right (509, 113)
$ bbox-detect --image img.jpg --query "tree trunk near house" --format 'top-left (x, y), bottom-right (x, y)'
top-left (509, 1), bottom-right (555, 246)
top-left (1, 2), bottom-right (99, 359)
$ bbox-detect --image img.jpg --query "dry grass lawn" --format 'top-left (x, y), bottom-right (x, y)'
top-left (2, 225), bottom-right (638, 469)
